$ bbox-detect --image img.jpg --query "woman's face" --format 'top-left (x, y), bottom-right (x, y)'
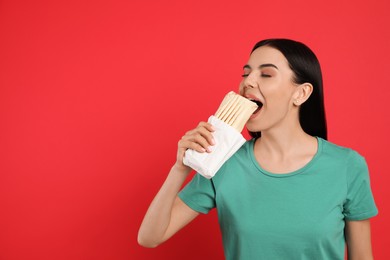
top-left (239, 46), bottom-right (299, 133)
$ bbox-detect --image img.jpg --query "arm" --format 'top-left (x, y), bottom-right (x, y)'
top-left (137, 165), bottom-right (199, 248)
top-left (345, 219), bottom-right (374, 260)
top-left (137, 122), bottom-right (215, 248)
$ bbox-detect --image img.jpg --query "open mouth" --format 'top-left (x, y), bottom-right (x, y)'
top-left (249, 99), bottom-right (263, 114)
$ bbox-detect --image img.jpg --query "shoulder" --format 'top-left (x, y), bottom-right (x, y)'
top-left (315, 138), bottom-right (369, 178)
top-left (319, 138), bottom-right (369, 180)
top-left (320, 138), bottom-right (365, 163)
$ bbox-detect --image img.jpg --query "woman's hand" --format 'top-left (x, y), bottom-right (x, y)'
top-left (175, 121), bottom-right (215, 171)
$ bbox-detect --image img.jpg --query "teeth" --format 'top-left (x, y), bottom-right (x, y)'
top-left (248, 98), bottom-right (260, 103)
top-left (246, 96), bottom-right (262, 105)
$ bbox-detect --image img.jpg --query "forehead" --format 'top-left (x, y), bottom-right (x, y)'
top-left (246, 46), bottom-right (289, 68)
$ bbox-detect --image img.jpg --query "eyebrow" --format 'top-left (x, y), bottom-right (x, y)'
top-left (243, 63), bottom-right (279, 70)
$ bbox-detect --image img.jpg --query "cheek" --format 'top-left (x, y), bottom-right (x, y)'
top-left (238, 81), bottom-right (245, 95)
top-left (264, 88), bottom-right (293, 109)
top-left (272, 82), bottom-right (295, 99)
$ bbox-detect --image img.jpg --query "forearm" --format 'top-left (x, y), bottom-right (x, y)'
top-left (346, 220), bottom-right (374, 260)
top-left (137, 165), bottom-right (191, 247)
top-left (347, 251), bottom-right (374, 260)
top-left (347, 245), bottom-right (374, 260)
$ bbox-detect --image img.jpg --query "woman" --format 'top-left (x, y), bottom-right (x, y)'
top-left (138, 39), bottom-right (378, 259)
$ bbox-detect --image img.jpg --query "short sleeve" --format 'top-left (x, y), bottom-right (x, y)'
top-left (178, 173), bottom-right (216, 214)
top-left (343, 151), bottom-right (378, 221)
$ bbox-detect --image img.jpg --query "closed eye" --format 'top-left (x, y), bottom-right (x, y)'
top-left (242, 73), bottom-right (271, 78)
top-left (242, 72), bottom-right (272, 78)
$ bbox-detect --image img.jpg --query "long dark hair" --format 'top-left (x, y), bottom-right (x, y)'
top-left (249, 39), bottom-right (327, 140)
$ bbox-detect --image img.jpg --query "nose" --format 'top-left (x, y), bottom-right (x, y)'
top-left (240, 76), bottom-right (255, 95)
top-left (242, 72), bottom-right (258, 90)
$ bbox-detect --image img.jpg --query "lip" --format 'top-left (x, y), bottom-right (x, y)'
top-left (244, 93), bottom-right (264, 107)
top-left (244, 93), bottom-right (262, 102)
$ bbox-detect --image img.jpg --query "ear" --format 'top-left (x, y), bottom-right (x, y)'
top-left (293, 83), bottom-right (313, 106)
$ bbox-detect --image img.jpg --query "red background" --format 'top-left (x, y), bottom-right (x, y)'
top-left (1, 0), bottom-right (389, 259)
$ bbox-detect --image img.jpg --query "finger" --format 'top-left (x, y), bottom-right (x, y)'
top-left (195, 126), bottom-right (215, 146)
top-left (189, 132), bottom-right (213, 152)
top-left (178, 139), bottom-right (206, 153)
top-left (197, 122), bottom-right (215, 133)
top-left (179, 122), bottom-right (216, 152)
top-left (182, 127), bottom-right (215, 151)
top-left (180, 125), bottom-right (216, 152)
top-left (192, 122), bottom-right (216, 146)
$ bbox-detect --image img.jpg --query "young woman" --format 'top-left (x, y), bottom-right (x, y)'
top-left (138, 39), bottom-right (378, 259)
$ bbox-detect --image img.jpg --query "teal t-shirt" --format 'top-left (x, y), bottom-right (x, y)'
top-left (179, 137), bottom-right (378, 260)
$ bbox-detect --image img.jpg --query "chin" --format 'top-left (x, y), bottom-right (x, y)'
top-left (246, 122), bottom-right (263, 133)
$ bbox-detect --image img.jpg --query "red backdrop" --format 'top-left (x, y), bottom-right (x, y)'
top-left (1, 0), bottom-right (389, 259)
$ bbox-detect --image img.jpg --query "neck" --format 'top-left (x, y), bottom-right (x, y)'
top-left (255, 118), bottom-right (315, 159)
top-left (251, 110), bottom-right (319, 173)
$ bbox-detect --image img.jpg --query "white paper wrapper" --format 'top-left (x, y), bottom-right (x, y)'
top-left (183, 115), bottom-right (246, 179)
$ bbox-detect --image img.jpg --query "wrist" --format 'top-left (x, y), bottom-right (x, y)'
top-left (171, 163), bottom-right (192, 176)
